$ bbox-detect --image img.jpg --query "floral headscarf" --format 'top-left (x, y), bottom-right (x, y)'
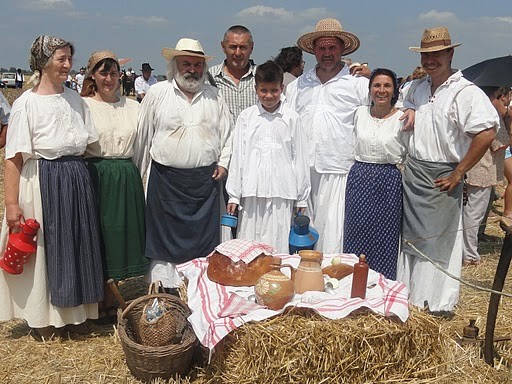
top-left (29, 35), bottom-right (74, 72)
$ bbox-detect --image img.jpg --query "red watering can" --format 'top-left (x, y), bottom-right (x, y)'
top-left (0, 218), bottom-right (40, 275)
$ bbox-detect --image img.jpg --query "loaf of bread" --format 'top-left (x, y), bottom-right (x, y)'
top-left (322, 264), bottom-right (354, 280)
top-left (207, 251), bottom-right (274, 287)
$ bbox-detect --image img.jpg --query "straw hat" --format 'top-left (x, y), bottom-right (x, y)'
top-left (86, 50), bottom-right (119, 77)
top-left (297, 18), bottom-right (360, 55)
top-left (409, 27), bottom-right (461, 53)
top-left (161, 38), bottom-right (214, 61)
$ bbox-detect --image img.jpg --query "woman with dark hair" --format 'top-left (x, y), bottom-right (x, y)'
top-left (274, 46), bottom-right (304, 89)
top-left (0, 35), bottom-right (104, 338)
top-left (343, 68), bottom-right (408, 280)
top-left (81, 51), bottom-right (148, 323)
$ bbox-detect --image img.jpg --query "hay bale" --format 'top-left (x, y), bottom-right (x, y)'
top-left (197, 307), bottom-right (452, 383)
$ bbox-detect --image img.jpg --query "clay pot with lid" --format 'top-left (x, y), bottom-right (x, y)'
top-left (254, 257), bottom-right (294, 310)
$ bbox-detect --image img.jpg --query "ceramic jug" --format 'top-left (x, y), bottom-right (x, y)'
top-left (254, 257), bottom-right (294, 310)
top-left (293, 250), bottom-right (324, 294)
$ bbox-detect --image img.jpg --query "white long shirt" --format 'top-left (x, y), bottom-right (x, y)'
top-left (75, 73), bottom-right (85, 93)
top-left (6, 88), bottom-right (97, 161)
top-left (401, 71), bottom-right (499, 162)
top-left (134, 75), bottom-right (157, 96)
top-left (134, 79), bottom-right (232, 175)
top-left (84, 96), bottom-right (139, 159)
top-left (226, 102), bottom-right (311, 207)
top-left (285, 64), bottom-right (370, 174)
top-left (353, 106), bottom-right (408, 164)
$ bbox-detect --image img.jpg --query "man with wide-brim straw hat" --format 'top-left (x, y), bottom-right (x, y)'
top-left (297, 17), bottom-right (360, 56)
top-left (408, 26), bottom-right (461, 53)
top-left (286, 18), bottom-right (370, 254)
top-left (397, 26), bottom-right (499, 316)
top-left (296, 18), bottom-right (370, 79)
top-left (134, 37), bottom-right (231, 293)
top-left (161, 37), bottom-right (215, 61)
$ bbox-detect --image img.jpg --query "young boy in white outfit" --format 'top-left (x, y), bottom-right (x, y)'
top-left (226, 60), bottom-right (311, 253)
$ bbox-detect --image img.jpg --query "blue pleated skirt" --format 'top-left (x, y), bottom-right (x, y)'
top-left (343, 161), bottom-right (402, 280)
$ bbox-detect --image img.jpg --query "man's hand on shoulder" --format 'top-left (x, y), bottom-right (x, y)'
top-left (399, 109), bottom-right (415, 131)
top-left (350, 63), bottom-right (371, 78)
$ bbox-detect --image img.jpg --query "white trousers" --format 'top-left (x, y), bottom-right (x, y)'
top-left (308, 170), bottom-right (348, 254)
top-left (463, 185), bottom-right (492, 262)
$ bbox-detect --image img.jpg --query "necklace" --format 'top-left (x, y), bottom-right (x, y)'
top-left (370, 106), bottom-right (397, 128)
top-left (370, 106), bottom-right (396, 119)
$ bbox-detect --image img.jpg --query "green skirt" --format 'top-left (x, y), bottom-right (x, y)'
top-left (87, 158), bottom-right (148, 280)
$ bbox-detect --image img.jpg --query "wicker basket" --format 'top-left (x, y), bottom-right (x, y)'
top-left (139, 296), bottom-right (187, 347)
top-left (117, 284), bottom-right (198, 382)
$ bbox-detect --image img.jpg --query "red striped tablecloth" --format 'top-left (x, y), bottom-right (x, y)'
top-left (177, 241), bottom-right (409, 355)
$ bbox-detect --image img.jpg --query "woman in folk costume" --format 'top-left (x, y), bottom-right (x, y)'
top-left (81, 51), bottom-right (148, 323)
top-left (397, 27), bottom-right (498, 314)
top-left (0, 35), bottom-right (104, 338)
top-left (344, 68), bottom-right (408, 280)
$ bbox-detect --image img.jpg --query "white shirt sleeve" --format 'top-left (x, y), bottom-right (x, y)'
top-left (452, 85), bottom-right (500, 135)
top-left (134, 92), bottom-right (155, 176)
top-left (292, 116), bottom-right (311, 207)
top-left (134, 77), bottom-right (145, 95)
top-left (217, 94), bottom-right (233, 170)
top-left (225, 113), bottom-right (245, 205)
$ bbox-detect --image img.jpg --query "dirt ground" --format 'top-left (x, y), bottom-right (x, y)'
top-left (0, 86), bottom-right (511, 383)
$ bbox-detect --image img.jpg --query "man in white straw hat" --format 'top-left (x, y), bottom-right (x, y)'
top-left (285, 17), bottom-right (370, 254)
top-left (134, 38), bottom-right (232, 291)
top-left (397, 26), bottom-right (499, 315)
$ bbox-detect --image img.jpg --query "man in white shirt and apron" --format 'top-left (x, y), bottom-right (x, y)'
top-left (134, 38), bottom-right (232, 290)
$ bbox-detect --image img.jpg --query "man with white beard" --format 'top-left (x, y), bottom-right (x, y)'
top-left (134, 38), bottom-right (232, 291)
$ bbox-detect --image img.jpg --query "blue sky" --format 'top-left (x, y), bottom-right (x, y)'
top-left (1, 0), bottom-right (512, 78)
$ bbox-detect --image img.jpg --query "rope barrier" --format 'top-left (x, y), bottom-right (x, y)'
top-left (403, 238), bottom-right (512, 298)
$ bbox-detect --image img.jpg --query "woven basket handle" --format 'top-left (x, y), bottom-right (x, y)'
top-left (148, 280), bottom-right (165, 295)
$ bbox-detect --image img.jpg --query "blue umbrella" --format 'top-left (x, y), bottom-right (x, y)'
top-left (462, 55), bottom-right (512, 87)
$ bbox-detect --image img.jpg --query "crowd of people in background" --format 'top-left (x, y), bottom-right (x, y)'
top-left (0, 16), bottom-right (510, 338)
